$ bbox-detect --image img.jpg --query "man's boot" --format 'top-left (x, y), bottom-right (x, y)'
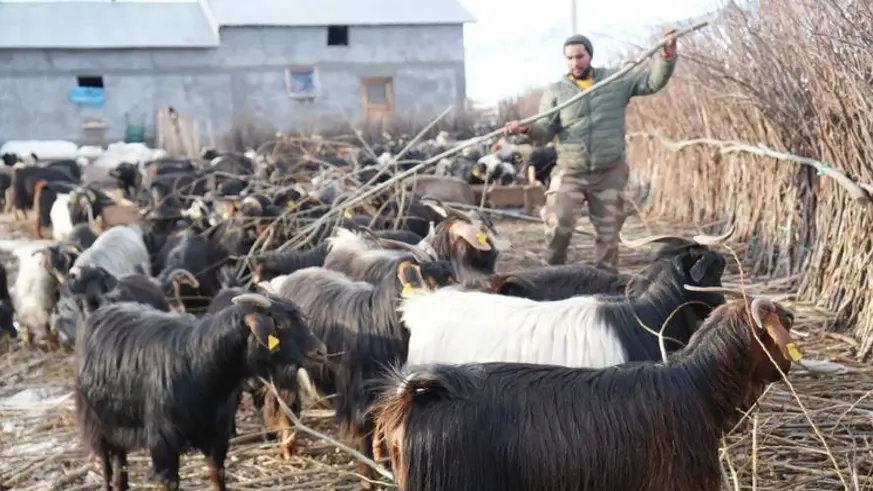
top-left (546, 229), bottom-right (572, 265)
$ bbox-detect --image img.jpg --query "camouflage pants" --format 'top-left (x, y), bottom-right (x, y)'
top-left (540, 163), bottom-right (630, 269)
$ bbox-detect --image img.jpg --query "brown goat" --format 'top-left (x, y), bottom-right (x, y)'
top-left (371, 292), bottom-right (799, 491)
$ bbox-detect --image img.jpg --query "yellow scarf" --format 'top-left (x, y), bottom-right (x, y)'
top-left (568, 73), bottom-right (594, 91)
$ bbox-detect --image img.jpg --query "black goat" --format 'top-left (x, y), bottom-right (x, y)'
top-left (373, 295), bottom-right (798, 491)
top-left (155, 230), bottom-right (227, 312)
top-left (74, 292), bottom-right (326, 491)
top-left (264, 250), bottom-right (456, 484)
top-left (0, 265), bottom-right (16, 338)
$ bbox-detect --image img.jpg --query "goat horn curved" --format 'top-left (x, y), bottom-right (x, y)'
top-left (682, 284), bottom-right (751, 298)
top-left (619, 233), bottom-right (687, 248)
top-left (231, 293), bottom-right (272, 309)
top-left (750, 296), bottom-right (777, 329)
top-left (168, 268), bottom-right (200, 288)
top-left (376, 236), bottom-right (434, 262)
top-left (692, 223), bottom-right (736, 246)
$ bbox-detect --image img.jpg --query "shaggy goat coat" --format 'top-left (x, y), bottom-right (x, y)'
top-left (373, 298), bottom-right (795, 491)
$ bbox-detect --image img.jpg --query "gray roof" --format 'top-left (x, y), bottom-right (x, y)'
top-left (0, 1), bottom-right (220, 49)
top-left (206, 0), bottom-right (476, 27)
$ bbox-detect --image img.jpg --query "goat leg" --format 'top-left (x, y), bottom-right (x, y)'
top-left (111, 450), bottom-right (128, 491)
top-left (202, 441), bottom-right (230, 491)
top-left (97, 446), bottom-right (113, 491)
top-left (357, 434), bottom-right (376, 490)
top-left (149, 447), bottom-right (180, 491)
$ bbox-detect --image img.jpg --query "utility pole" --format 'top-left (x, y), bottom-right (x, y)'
top-left (570, 0), bottom-right (577, 34)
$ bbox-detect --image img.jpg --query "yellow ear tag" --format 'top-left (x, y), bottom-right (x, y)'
top-left (476, 232), bottom-right (488, 245)
top-left (343, 209), bottom-right (353, 218)
top-left (472, 167), bottom-right (480, 177)
top-left (267, 335), bottom-right (280, 351)
top-left (786, 342), bottom-right (802, 362)
top-left (286, 201), bottom-right (296, 210)
top-left (401, 284), bottom-right (415, 297)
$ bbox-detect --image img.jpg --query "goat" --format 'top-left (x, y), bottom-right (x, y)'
top-left (399, 226), bottom-right (735, 368)
top-left (65, 223), bottom-right (99, 251)
top-left (53, 267), bottom-right (171, 346)
top-left (155, 230), bottom-right (226, 312)
top-left (74, 292), bottom-right (327, 491)
top-left (263, 247), bottom-right (455, 483)
top-left (0, 265), bottom-right (16, 338)
top-left (13, 247), bottom-right (66, 346)
top-left (249, 228), bottom-right (423, 284)
top-left (372, 293), bottom-right (799, 491)
top-left (68, 224), bottom-right (150, 283)
top-left (10, 165), bottom-right (80, 219)
top-left (488, 231), bottom-right (735, 301)
top-left (324, 200), bottom-right (505, 287)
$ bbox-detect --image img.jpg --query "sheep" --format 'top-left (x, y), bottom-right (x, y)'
top-left (0, 265), bottom-right (16, 338)
top-left (263, 248), bottom-right (456, 483)
top-left (68, 224), bottom-right (150, 283)
top-left (74, 292), bottom-right (327, 491)
top-left (399, 226), bottom-right (734, 369)
top-left (371, 293), bottom-right (799, 491)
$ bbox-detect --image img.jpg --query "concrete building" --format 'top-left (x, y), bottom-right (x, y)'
top-left (0, 0), bottom-right (475, 144)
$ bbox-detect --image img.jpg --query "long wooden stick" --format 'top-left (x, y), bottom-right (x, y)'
top-left (286, 20), bottom-right (714, 243)
top-left (627, 131), bottom-right (872, 204)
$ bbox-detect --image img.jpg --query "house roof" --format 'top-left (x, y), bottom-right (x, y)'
top-left (0, 0), bottom-right (474, 50)
top-left (0, 0), bottom-right (220, 49)
top-left (206, 0), bottom-right (476, 27)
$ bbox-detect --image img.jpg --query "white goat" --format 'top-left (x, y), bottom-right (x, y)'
top-left (69, 224), bottom-right (150, 279)
top-left (398, 233), bottom-right (733, 369)
top-left (12, 248), bottom-right (60, 342)
top-left (50, 194), bottom-right (74, 242)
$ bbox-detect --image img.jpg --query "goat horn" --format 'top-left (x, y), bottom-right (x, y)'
top-left (750, 296), bottom-right (777, 330)
top-left (375, 236), bottom-right (434, 262)
top-left (231, 293), bottom-right (272, 309)
top-left (682, 284), bottom-right (751, 298)
top-left (168, 268), bottom-right (200, 288)
top-left (692, 223), bottom-right (736, 246)
top-left (619, 233), bottom-right (688, 248)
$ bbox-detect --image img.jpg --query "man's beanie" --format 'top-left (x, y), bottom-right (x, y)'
top-left (563, 34), bottom-right (593, 56)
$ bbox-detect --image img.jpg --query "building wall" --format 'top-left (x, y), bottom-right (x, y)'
top-left (0, 24), bottom-right (467, 143)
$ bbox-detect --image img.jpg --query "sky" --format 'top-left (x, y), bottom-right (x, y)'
top-left (459, 0), bottom-right (725, 105)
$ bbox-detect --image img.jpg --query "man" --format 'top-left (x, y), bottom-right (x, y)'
top-left (504, 31), bottom-right (678, 269)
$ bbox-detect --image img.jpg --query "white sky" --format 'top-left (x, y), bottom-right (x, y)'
top-left (460, 0), bottom-right (725, 105)
top-left (6, 0), bottom-right (726, 106)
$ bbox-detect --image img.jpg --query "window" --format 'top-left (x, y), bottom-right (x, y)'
top-left (327, 25), bottom-right (349, 46)
top-left (77, 76), bottom-right (104, 88)
top-left (285, 67), bottom-right (318, 99)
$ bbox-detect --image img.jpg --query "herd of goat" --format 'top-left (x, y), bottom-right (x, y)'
top-left (0, 133), bottom-right (811, 491)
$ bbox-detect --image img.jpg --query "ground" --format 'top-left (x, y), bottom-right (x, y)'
top-left (0, 212), bottom-right (871, 490)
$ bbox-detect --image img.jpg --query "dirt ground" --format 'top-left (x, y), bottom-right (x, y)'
top-left (0, 212), bottom-right (871, 490)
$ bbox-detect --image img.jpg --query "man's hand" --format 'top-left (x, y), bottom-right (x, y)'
top-left (503, 121), bottom-right (530, 135)
top-left (662, 28), bottom-right (678, 58)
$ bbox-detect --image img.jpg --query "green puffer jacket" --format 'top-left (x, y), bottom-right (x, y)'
top-left (528, 54), bottom-right (677, 173)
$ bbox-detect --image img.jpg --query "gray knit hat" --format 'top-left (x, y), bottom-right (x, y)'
top-left (563, 34), bottom-right (593, 56)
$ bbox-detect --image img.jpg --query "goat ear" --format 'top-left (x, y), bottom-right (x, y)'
top-left (751, 298), bottom-right (802, 362)
top-left (449, 221), bottom-right (492, 251)
top-left (244, 312), bottom-right (279, 351)
top-left (396, 260), bottom-right (424, 297)
top-left (688, 255), bottom-right (711, 283)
